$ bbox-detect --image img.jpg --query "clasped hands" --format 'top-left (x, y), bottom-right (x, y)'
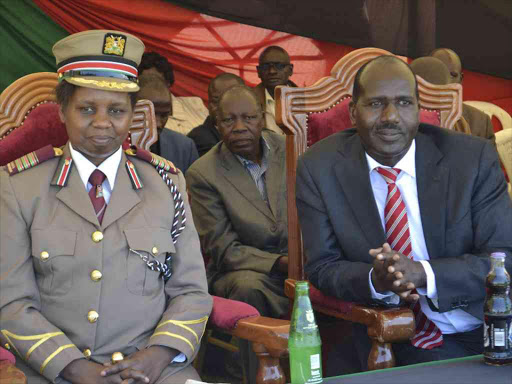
top-left (370, 243), bottom-right (427, 303)
top-left (60, 345), bottom-right (177, 384)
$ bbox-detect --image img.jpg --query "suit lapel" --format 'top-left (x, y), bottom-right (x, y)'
top-left (218, 143), bottom-right (275, 221)
top-left (334, 134), bottom-right (386, 246)
top-left (263, 134), bottom-right (284, 218)
top-left (55, 144), bottom-right (99, 227)
top-left (415, 132), bottom-right (448, 260)
top-left (101, 152), bottom-right (141, 229)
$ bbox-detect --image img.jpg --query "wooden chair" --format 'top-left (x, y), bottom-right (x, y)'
top-left (275, 47), bottom-right (463, 371)
top-left (0, 72), bottom-right (157, 165)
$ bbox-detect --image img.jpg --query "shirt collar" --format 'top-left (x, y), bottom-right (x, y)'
top-left (235, 136), bottom-right (271, 168)
top-left (69, 143), bottom-right (122, 189)
top-left (264, 88), bottom-right (275, 105)
top-left (365, 140), bottom-right (416, 179)
top-left (170, 93), bottom-right (186, 121)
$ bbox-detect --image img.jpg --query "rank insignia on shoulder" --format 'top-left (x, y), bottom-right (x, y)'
top-left (6, 145), bottom-right (63, 176)
top-left (125, 146), bottom-right (178, 174)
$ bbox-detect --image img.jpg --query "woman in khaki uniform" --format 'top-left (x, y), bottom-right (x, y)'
top-left (0, 30), bottom-right (212, 384)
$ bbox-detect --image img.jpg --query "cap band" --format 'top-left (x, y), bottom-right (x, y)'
top-left (58, 60), bottom-right (138, 77)
top-left (59, 70), bottom-right (138, 83)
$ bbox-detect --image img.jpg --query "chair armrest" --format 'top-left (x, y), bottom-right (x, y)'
top-left (208, 296), bottom-right (289, 384)
top-left (285, 279), bottom-right (414, 370)
top-left (0, 361), bottom-right (26, 384)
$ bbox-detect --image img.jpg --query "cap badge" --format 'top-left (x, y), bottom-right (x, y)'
top-left (103, 33), bottom-right (126, 56)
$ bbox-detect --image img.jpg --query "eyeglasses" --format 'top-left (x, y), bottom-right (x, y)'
top-left (257, 62), bottom-right (290, 72)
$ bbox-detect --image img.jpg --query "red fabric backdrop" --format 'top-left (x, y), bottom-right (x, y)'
top-left (34, 0), bottom-right (512, 122)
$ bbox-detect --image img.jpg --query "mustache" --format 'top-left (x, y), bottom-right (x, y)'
top-left (375, 123), bottom-right (400, 131)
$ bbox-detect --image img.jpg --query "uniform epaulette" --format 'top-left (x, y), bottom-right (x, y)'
top-left (124, 146), bottom-right (178, 174)
top-left (6, 145), bottom-right (63, 176)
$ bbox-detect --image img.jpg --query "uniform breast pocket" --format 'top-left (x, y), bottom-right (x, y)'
top-left (31, 229), bottom-right (77, 295)
top-left (124, 228), bottom-right (176, 296)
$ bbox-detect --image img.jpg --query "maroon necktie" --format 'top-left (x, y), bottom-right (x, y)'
top-left (89, 169), bottom-right (107, 225)
top-left (376, 167), bottom-right (443, 349)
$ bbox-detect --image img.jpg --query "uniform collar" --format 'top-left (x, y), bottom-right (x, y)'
top-left (365, 139), bottom-right (416, 179)
top-left (69, 143), bottom-right (122, 189)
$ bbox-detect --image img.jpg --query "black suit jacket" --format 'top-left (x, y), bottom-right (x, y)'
top-left (156, 128), bottom-right (199, 174)
top-left (296, 124), bottom-right (512, 320)
top-left (187, 116), bottom-right (220, 158)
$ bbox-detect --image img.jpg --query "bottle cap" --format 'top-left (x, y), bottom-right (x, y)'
top-left (490, 252), bottom-right (506, 259)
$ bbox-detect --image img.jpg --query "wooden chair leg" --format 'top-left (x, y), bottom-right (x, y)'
top-left (252, 342), bottom-right (286, 384)
top-left (367, 340), bottom-right (395, 371)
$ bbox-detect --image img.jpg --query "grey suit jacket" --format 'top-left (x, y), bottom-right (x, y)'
top-left (186, 131), bottom-right (288, 285)
top-left (159, 128), bottom-right (199, 174)
top-left (296, 124), bottom-right (512, 320)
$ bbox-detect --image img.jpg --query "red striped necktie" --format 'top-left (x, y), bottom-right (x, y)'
top-left (376, 167), bottom-right (443, 350)
top-left (89, 169), bottom-right (107, 225)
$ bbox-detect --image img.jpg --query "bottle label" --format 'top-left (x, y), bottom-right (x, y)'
top-left (484, 315), bottom-right (512, 352)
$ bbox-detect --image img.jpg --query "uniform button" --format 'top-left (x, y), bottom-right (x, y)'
top-left (270, 225), bottom-right (277, 232)
top-left (87, 310), bottom-right (99, 323)
top-left (4, 343), bottom-right (10, 350)
top-left (90, 270), bottom-right (102, 282)
top-left (40, 251), bottom-right (50, 261)
top-left (83, 349), bottom-right (91, 358)
top-left (152, 246), bottom-right (159, 255)
top-left (111, 352), bottom-right (124, 364)
top-left (92, 231), bottom-right (103, 243)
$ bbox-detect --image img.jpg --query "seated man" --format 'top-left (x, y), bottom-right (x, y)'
top-left (0, 30), bottom-right (212, 384)
top-left (139, 51), bottom-right (208, 135)
top-left (410, 56), bottom-right (496, 147)
top-left (188, 73), bottom-right (244, 157)
top-left (137, 74), bottom-right (199, 173)
top-left (430, 48), bottom-right (495, 144)
top-left (296, 56), bottom-right (512, 372)
top-left (186, 85), bottom-right (288, 319)
top-left (253, 46), bottom-right (296, 134)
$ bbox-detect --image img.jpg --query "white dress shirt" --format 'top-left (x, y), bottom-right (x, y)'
top-left (264, 88), bottom-right (284, 135)
top-left (165, 94), bottom-right (208, 136)
top-left (367, 140), bottom-right (482, 334)
top-left (69, 143), bottom-right (121, 203)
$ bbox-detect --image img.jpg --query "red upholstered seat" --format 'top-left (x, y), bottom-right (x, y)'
top-left (0, 103), bottom-right (67, 166)
top-left (306, 97), bottom-right (441, 147)
top-left (0, 347), bottom-right (15, 365)
top-left (308, 285), bottom-right (354, 314)
top-left (210, 296), bottom-right (259, 329)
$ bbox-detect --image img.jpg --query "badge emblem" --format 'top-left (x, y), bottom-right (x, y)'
top-left (103, 33), bottom-right (126, 56)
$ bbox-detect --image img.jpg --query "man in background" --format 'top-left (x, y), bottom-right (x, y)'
top-left (188, 73), bottom-right (244, 157)
top-left (137, 74), bottom-right (198, 173)
top-left (253, 46), bottom-right (296, 134)
top-left (139, 51), bottom-right (208, 135)
top-left (430, 48), bottom-right (495, 144)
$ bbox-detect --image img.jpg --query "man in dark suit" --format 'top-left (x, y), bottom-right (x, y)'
top-left (430, 48), bottom-right (495, 144)
top-left (188, 73), bottom-right (244, 157)
top-left (296, 56), bottom-right (512, 372)
top-left (137, 74), bottom-right (198, 173)
top-left (253, 46), bottom-right (296, 134)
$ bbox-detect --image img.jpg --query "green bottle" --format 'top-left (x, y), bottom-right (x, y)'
top-left (289, 281), bottom-right (323, 384)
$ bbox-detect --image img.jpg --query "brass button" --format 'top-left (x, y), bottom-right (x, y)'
top-left (111, 352), bottom-right (124, 364)
top-left (90, 270), bottom-right (102, 282)
top-left (4, 343), bottom-right (10, 350)
top-left (92, 231), bottom-right (103, 243)
top-left (40, 251), bottom-right (50, 261)
top-left (83, 349), bottom-right (91, 358)
top-left (87, 310), bottom-right (99, 323)
top-left (152, 246), bottom-right (159, 255)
